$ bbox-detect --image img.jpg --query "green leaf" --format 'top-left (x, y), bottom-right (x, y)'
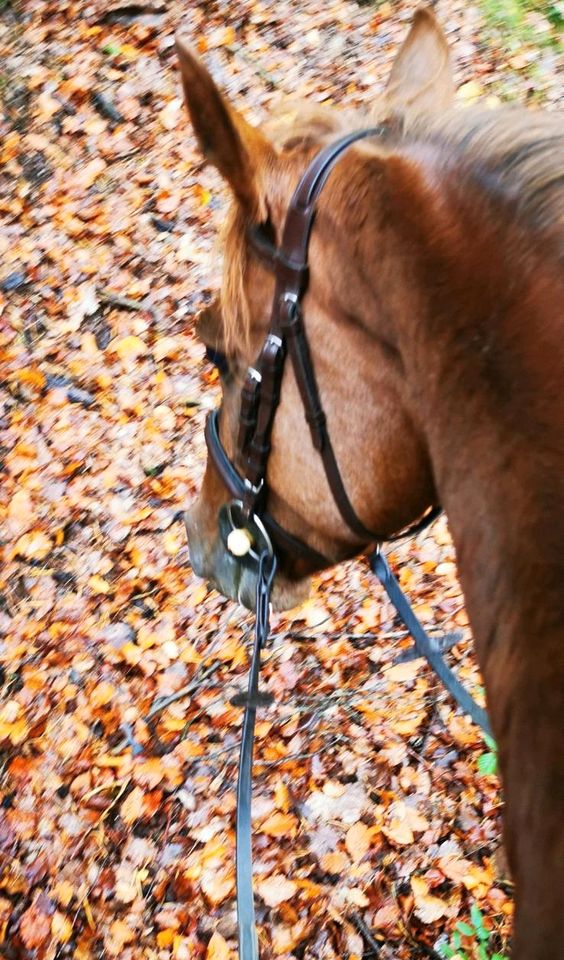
top-left (102, 43), bottom-right (121, 56)
top-left (436, 944), bottom-right (456, 959)
top-left (452, 931), bottom-right (462, 950)
top-left (477, 751), bottom-right (498, 775)
top-left (483, 733), bottom-right (497, 751)
top-left (470, 904), bottom-right (489, 939)
top-left (477, 944), bottom-right (489, 960)
top-left (456, 922), bottom-right (475, 937)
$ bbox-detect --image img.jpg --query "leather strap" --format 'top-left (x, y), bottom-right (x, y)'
top-left (242, 127), bottom-right (393, 541)
top-left (370, 550), bottom-right (492, 735)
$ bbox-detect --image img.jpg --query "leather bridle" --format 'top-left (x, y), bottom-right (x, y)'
top-left (204, 126), bottom-right (441, 567)
top-left (200, 129), bottom-right (489, 960)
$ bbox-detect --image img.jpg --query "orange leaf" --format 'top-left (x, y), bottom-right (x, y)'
top-left (19, 904), bottom-right (51, 950)
top-left (120, 786), bottom-right (144, 825)
top-left (345, 821), bottom-right (372, 862)
top-left (259, 812), bottom-right (298, 838)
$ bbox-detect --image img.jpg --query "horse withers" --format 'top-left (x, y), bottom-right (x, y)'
top-left (177, 7), bottom-right (564, 958)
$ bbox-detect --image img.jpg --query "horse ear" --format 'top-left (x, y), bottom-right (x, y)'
top-left (175, 34), bottom-right (273, 218)
top-left (196, 298), bottom-right (225, 352)
top-left (383, 6), bottom-right (454, 120)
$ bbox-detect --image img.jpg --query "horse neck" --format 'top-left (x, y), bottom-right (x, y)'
top-left (387, 154), bottom-right (564, 958)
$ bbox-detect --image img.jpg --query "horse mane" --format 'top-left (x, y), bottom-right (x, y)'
top-left (415, 106), bottom-right (564, 237)
top-left (219, 102), bottom-right (564, 348)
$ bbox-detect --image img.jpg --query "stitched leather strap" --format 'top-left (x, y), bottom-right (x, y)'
top-left (243, 127), bottom-right (388, 539)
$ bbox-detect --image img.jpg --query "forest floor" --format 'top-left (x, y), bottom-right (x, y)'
top-left (0, 1), bottom-right (562, 959)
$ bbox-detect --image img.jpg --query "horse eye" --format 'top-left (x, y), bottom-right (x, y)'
top-left (205, 345), bottom-right (230, 377)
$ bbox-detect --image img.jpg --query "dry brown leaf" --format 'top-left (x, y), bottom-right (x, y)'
top-left (411, 877), bottom-right (449, 924)
top-left (257, 874), bottom-right (298, 908)
top-left (345, 821), bottom-right (372, 862)
top-left (19, 904), bottom-right (51, 950)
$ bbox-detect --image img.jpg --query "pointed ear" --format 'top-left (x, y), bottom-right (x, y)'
top-left (196, 298), bottom-right (225, 351)
top-left (175, 34), bottom-right (274, 218)
top-left (384, 6), bottom-right (454, 120)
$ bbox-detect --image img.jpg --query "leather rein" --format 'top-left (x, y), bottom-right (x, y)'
top-left (201, 129), bottom-right (491, 960)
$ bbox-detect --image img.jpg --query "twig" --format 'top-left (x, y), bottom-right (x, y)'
top-left (97, 288), bottom-right (159, 323)
top-left (146, 661), bottom-right (221, 718)
top-left (350, 911), bottom-right (381, 956)
top-left (111, 660), bottom-right (221, 753)
top-left (71, 778), bottom-right (131, 857)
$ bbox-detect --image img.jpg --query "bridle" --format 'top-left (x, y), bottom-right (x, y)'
top-left (200, 129), bottom-right (490, 960)
top-left (205, 126), bottom-right (441, 570)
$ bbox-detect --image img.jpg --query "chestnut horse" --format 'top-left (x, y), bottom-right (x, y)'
top-left (177, 8), bottom-right (564, 958)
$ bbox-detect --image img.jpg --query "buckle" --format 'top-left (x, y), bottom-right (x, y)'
top-left (219, 500), bottom-right (274, 564)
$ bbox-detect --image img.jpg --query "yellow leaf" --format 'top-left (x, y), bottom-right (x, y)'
top-left (88, 575), bottom-right (111, 595)
top-left (382, 818), bottom-right (414, 846)
top-left (78, 157), bottom-right (106, 189)
top-left (0, 718), bottom-right (28, 745)
top-left (206, 931), bottom-right (232, 960)
top-left (111, 335), bottom-right (147, 361)
top-left (457, 80), bottom-right (484, 104)
top-left (257, 874), bottom-right (298, 908)
top-left (345, 887), bottom-right (369, 907)
top-left (383, 660), bottom-right (424, 683)
top-left (321, 850), bottom-right (350, 874)
top-left (51, 912), bottom-right (73, 943)
top-left (14, 530), bottom-right (52, 561)
top-left (107, 919), bottom-right (135, 955)
top-left (345, 821), bottom-right (372, 862)
top-left (118, 43), bottom-right (140, 60)
top-left (91, 681), bottom-right (116, 707)
top-left (274, 780), bottom-right (290, 813)
top-left (157, 929), bottom-right (175, 948)
top-left (53, 880), bottom-right (75, 907)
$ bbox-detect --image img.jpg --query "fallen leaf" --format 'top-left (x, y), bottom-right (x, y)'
top-left (345, 821), bottom-right (372, 862)
top-left (411, 876), bottom-right (449, 924)
top-left (257, 874), bottom-right (298, 908)
top-left (206, 931), bottom-right (232, 960)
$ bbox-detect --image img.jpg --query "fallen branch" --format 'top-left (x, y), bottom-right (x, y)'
top-left (111, 660), bottom-right (221, 753)
top-left (350, 912), bottom-right (381, 957)
top-left (97, 288), bottom-right (159, 323)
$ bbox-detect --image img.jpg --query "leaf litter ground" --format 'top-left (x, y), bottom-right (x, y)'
top-left (0, 1), bottom-right (561, 958)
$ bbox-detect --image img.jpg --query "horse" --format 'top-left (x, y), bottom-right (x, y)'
top-left (177, 7), bottom-right (564, 957)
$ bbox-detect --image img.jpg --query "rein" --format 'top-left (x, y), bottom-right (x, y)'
top-left (202, 129), bottom-right (491, 959)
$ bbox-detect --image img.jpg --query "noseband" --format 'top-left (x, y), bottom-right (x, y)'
top-left (205, 126), bottom-right (441, 567)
